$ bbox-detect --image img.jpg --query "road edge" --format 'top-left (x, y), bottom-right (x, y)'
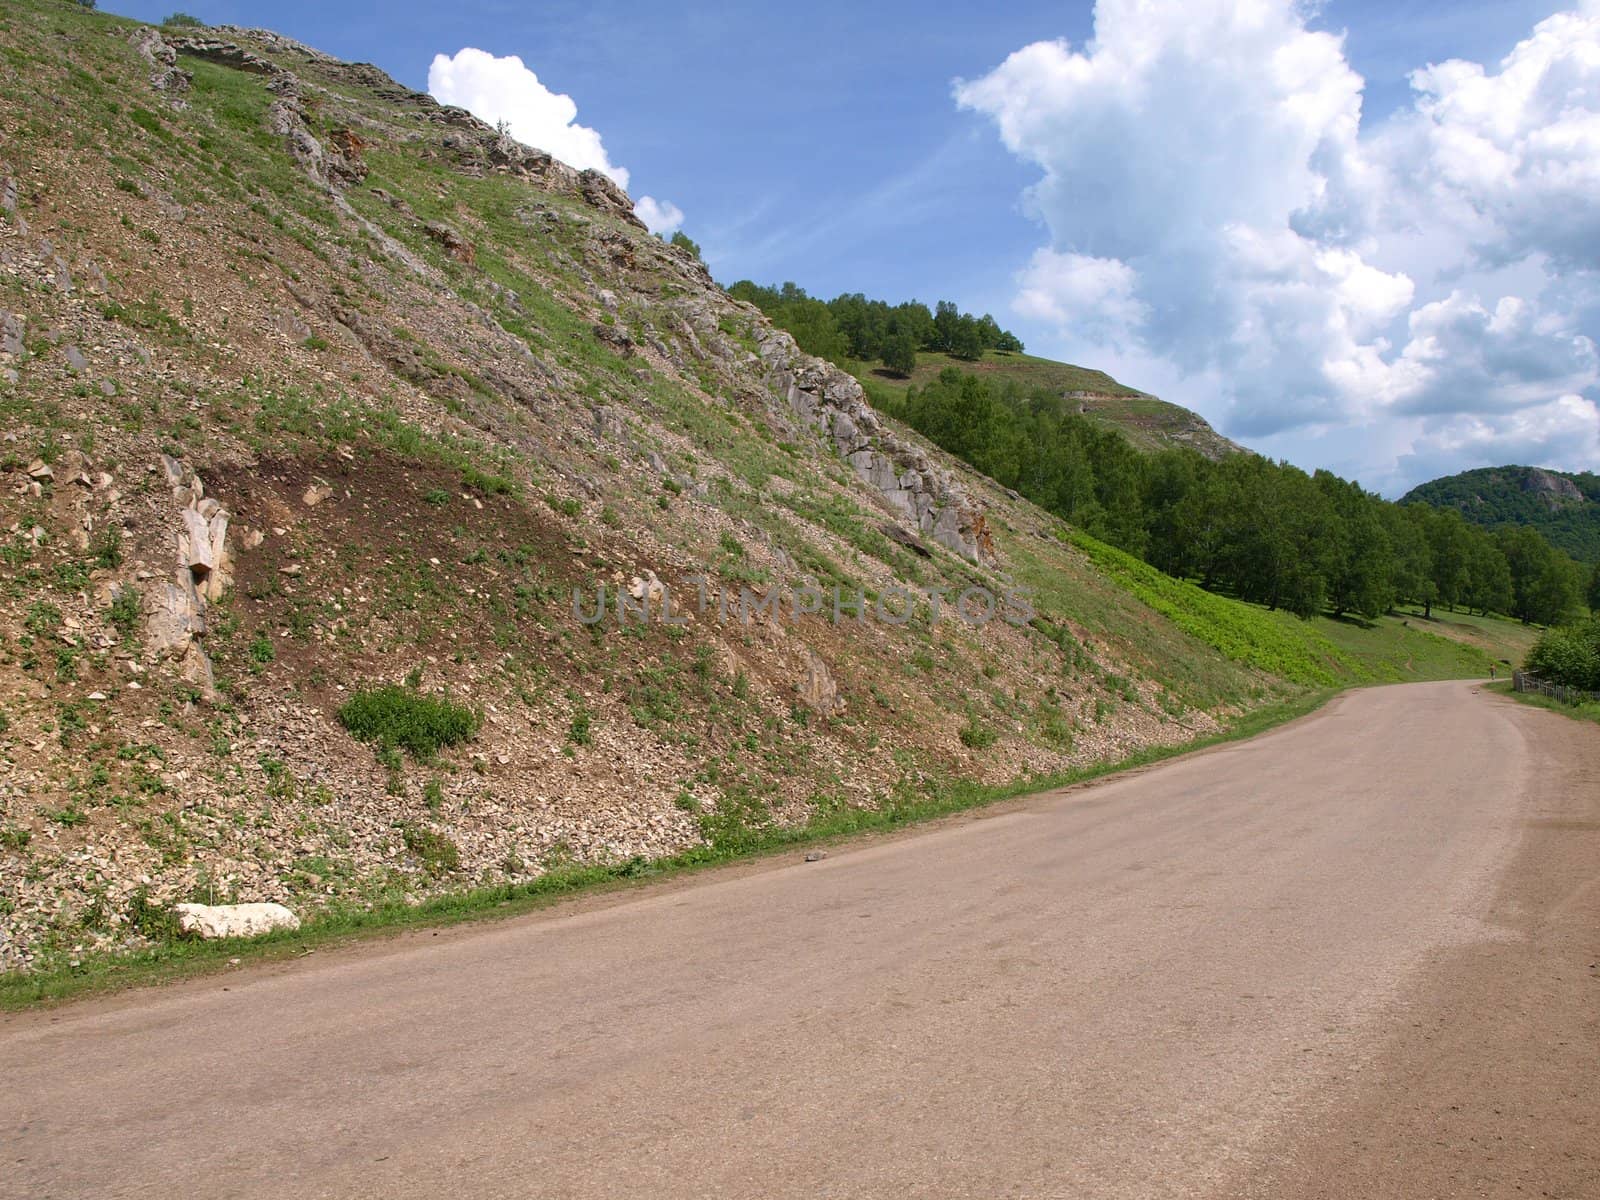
top-left (2, 687), bottom-right (1340, 1012)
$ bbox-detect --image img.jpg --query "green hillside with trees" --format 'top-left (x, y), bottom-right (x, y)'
top-left (877, 369), bottom-right (1590, 627)
top-left (726, 279), bottom-right (1588, 630)
top-left (1403, 466), bottom-right (1600, 563)
top-left (728, 280), bottom-right (1240, 458)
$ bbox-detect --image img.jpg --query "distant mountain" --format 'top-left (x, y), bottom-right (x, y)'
top-left (1403, 466), bottom-right (1600, 562)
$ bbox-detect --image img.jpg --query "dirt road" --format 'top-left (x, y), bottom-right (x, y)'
top-left (3, 681), bottom-right (1596, 1199)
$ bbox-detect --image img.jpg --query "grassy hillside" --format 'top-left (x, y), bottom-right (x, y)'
top-left (1310, 613), bottom-right (1498, 681)
top-left (1062, 531), bottom-right (1354, 686)
top-left (1063, 528), bottom-right (1504, 685)
top-left (859, 349), bottom-right (1245, 459)
top-left (1404, 465), bottom-right (1600, 562)
top-left (0, 1), bottom-right (1496, 985)
top-left (0, 1), bottom-right (1292, 977)
top-left (1386, 606), bottom-right (1539, 668)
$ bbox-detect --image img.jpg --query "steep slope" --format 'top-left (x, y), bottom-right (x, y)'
top-left (1404, 466), bottom-right (1600, 562)
top-left (1, 3), bottom-right (1316, 973)
top-left (859, 350), bottom-right (1247, 459)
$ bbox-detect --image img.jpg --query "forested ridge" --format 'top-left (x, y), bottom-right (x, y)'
top-left (878, 369), bottom-right (1594, 627)
top-left (727, 281), bottom-right (1023, 376)
top-left (1403, 466), bottom-right (1600, 563)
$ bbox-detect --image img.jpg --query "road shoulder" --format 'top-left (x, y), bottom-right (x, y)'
top-left (1234, 690), bottom-right (1600, 1198)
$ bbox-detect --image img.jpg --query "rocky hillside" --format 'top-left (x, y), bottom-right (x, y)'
top-left (0, 2), bottom-right (1294, 974)
top-left (1404, 466), bottom-right (1600, 563)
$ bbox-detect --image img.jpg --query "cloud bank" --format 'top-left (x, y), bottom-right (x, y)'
top-left (428, 48), bottom-right (683, 236)
top-left (956, 0), bottom-right (1600, 492)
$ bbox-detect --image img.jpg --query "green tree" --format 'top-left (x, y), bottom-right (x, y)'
top-left (932, 300), bottom-right (961, 353)
top-left (668, 230), bottom-right (702, 260)
top-left (1525, 618), bottom-right (1600, 690)
top-left (893, 301), bottom-right (937, 350)
top-left (1530, 554), bottom-right (1583, 626)
top-left (1382, 504), bottom-right (1434, 613)
top-left (881, 331), bottom-right (918, 378)
top-left (1214, 459), bottom-right (1333, 617)
top-left (1317, 472), bottom-right (1393, 619)
top-left (1139, 450), bottom-right (1202, 577)
top-left (728, 283), bottom-right (1021, 369)
top-left (1498, 526), bottom-right (1582, 625)
top-left (1589, 561), bottom-right (1600, 614)
top-left (1424, 508), bottom-right (1475, 612)
top-left (1462, 536), bottom-right (1512, 617)
top-left (949, 316), bottom-right (985, 361)
top-left (830, 293), bottom-right (877, 360)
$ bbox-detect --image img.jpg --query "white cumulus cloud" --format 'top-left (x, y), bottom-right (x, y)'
top-left (1392, 4), bottom-right (1600, 270)
top-left (429, 48), bottom-right (628, 185)
top-left (633, 195), bottom-right (685, 236)
top-left (427, 48), bottom-right (683, 236)
top-left (1014, 249), bottom-right (1147, 341)
top-left (1392, 292), bottom-right (1599, 416)
top-left (957, 0), bottom-right (1600, 491)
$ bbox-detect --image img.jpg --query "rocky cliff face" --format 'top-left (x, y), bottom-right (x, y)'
top-left (760, 329), bottom-right (991, 563)
top-left (0, 3), bottom-right (1271, 973)
top-left (1521, 467), bottom-right (1585, 506)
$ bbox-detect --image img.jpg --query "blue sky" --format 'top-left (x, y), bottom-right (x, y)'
top-left (107, 0), bottom-right (1598, 494)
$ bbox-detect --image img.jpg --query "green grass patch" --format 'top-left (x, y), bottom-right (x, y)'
top-left (1310, 612), bottom-right (1496, 682)
top-left (1067, 529), bottom-right (1353, 686)
top-left (400, 822), bottom-right (461, 877)
top-left (1392, 606), bottom-right (1539, 667)
top-left (337, 686), bottom-right (480, 761)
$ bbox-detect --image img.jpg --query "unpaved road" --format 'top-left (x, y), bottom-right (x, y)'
top-left (3, 681), bottom-right (1597, 1199)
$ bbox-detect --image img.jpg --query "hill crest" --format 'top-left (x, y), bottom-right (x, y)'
top-left (1403, 465), bottom-right (1600, 562)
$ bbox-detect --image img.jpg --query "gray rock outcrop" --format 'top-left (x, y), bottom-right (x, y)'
top-left (130, 27), bottom-right (192, 98)
top-left (169, 36), bottom-right (278, 75)
top-left (1523, 467), bottom-right (1584, 504)
top-left (797, 649), bottom-right (844, 716)
top-left (756, 329), bottom-right (991, 564)
top-left (145, 455), bottom-right (231, 697)
top-left (0, 311), bottom-right (22, 358)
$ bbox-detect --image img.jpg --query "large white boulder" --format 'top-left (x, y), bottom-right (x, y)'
top-left (173, 902), bottom-right (301, 939)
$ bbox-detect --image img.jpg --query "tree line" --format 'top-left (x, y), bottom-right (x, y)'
top-left (727, 282), bottom-right (1023, 376)
top-left (877, 368), bottom-right (1594, 626)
